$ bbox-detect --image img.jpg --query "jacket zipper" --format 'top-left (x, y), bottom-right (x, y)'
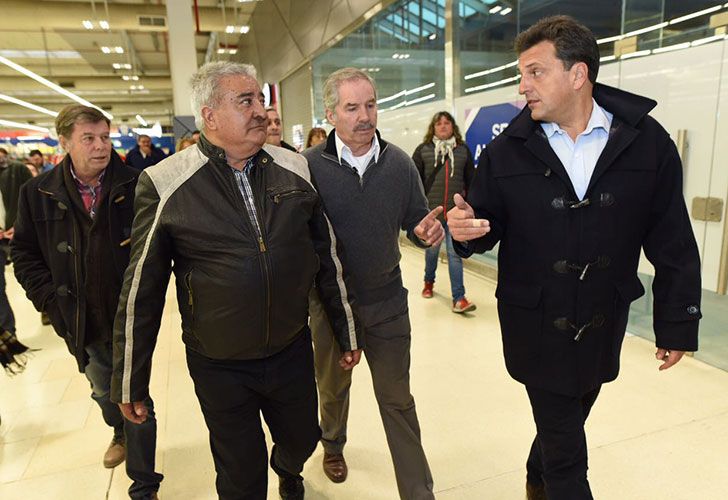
top-left (272, 190), bottom-right (307, 203)
top-left (251, 179), bottom-right (272, 352)
top-left (321, 149), bottom-right (388, 191)
top-left (230, 166), bottom-right (272, 351)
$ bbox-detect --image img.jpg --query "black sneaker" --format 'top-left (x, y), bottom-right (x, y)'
top-left (278, 475), bottom-right (304, 500)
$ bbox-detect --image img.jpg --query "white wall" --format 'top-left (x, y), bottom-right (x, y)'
top-left (379, 40), bottom-right (728, 291)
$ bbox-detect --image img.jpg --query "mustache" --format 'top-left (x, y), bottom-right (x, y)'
top-left (354, 122), bottom-right (375, 131)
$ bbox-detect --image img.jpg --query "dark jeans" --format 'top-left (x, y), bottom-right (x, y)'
top-left (423, 224), bottom-right (465, 301)
top-left (525, 385), bottom-right (601, 500)
top-left (84, 341), bottom-right (163, 499)
top-left (0, 249), bottom-right (16, 334)
top-left (186, 329), bottom-right (320, 500)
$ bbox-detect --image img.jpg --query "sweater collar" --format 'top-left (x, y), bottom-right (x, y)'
top-left (323, 128), bottom-right (388, 161)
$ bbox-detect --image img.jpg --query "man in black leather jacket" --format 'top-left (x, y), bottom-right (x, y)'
top-left (111, 61), bottom-right (363, 500)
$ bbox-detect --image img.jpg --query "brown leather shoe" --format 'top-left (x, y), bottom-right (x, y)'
top-left (322, 452), bottom-right (347, 483)
top-left (526, 481), bottom-right (547, 500)
top-left (103, 436), bottom-right (126, 468)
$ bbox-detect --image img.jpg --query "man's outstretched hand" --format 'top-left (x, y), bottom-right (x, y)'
top-left (447, 194), bottom-right (490, 242)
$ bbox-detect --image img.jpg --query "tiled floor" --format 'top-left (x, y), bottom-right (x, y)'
top-left (1, 246), bottom-right (727, 499)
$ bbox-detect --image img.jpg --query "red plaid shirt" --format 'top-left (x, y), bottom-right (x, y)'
top-left (70, 165), bottom-right (105, 219)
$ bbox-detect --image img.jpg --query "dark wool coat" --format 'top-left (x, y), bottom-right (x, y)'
top-left (412, 141), bottom-right (475, 219)
top-left (11, 151), bottom-right (137, 371)
top-left (125, 144), bottom-right (167, 170)
top-left (457, 83), bottom-right (701, 396)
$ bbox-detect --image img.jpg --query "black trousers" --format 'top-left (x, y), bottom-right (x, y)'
top-left (525, 385), bottom-right (601, 500)
top-left (186, 329), bottom-right (321, 500)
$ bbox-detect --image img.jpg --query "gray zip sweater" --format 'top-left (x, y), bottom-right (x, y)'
top-left (303, 130), bottom-right (429, 305)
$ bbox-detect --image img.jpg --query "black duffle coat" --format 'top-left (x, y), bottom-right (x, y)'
top-left (457, 83), bottom-right (702, 396)
top-left (12, 152), bottom-right (137, 371)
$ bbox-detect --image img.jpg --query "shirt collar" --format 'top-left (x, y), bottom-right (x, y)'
top-left (69, 162), bottom-right (105, 189)
top-left (542, 98), bottom-right (612, 139)
top-left (229, 154), bottom-right (257, 175)
top-left (334, 131), bottom-right (380, 165)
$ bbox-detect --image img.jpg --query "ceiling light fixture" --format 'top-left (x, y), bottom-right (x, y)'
top-left (82, 20), bottom-right (93, 30)
top-left (690, 34), bottom-right (727, 46)
top-left (500, 7), bottom-right (513, 15)
top-left (0, 55), bottom-right (112, 119)
top-left (489, 6), bottom-right (502, 14)
top-left (0, 119), bottom-right (51, 133)
top-left (112, 63), bottom-right (132, 70)
top-left (135, 114), bottom-right (148, 127)
top-left (464, 74), bottom-right (521, 94)
top-left (99, 20), bottom-right (110, 30)
top-left (101, 46), bottom-right (124, 54)
top-left (620, 49), bottom-right (652, 59)
top-left (0, 93), bottom-right (58, 117)
top-left (669, 5), bottom-right (722, 25)
top-left (595, 5), bottom-right (728, 47)
top-left (464, 60), bottom-right (518, 80)
top-left (652, 42), bottom-right (692, 54)
top-left (225, 25), bottom-right (250, 34)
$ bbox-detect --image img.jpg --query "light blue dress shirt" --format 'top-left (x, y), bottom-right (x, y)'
top-left (541, 99), bottom-right (613, 200)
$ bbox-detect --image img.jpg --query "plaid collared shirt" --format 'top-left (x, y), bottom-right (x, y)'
top-left (70, 165), bottom-right (105, 219)
top-left (230, 156), bottom-right (264, 247)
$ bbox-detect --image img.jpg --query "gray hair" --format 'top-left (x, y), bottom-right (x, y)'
top-left (190, 61), bottom-right (258, 130)
top-left (322, 67), bottom-right (377, 115)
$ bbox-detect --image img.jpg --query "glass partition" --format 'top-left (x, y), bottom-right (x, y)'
top-left (456, 0), bottom-right (725, 96)
top-left (311, 0), bottom-right (446, 123)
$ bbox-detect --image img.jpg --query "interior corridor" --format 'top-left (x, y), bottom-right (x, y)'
top-left (1, 245), bottom-right (727, 499)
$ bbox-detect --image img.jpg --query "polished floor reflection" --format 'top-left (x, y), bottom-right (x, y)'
top-left (1, 246), bottom-right (727, 499)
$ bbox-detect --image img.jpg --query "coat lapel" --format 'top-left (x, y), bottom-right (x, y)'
top-left (586, 117), bottom-right (639, 195)
top-left (524, 129), bottom-right (579, 200)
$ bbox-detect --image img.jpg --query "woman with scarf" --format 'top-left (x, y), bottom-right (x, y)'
top-left (412, 111), bottom-right (476, 313)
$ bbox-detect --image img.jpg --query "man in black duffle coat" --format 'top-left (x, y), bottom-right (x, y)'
top-left (12, 105), bottom-right (162, 499)
top-left (448, 16), bottom-right (701, 500)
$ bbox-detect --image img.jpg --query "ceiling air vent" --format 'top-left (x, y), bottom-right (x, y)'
top-left (138, 15), bottom-right (167, 28)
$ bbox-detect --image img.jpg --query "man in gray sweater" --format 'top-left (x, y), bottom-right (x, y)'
top-left (303, 68), bottom-right (443, 500)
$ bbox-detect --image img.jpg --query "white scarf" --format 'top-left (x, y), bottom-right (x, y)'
top-left (433, 137), bottom-right (456, 177)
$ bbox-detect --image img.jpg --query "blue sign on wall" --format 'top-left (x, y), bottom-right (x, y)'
top-left (464, 102), bottom-right (525, 168)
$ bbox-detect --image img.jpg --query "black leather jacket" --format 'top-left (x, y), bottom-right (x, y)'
top-left (111, 135), bottom-right (362, 404)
